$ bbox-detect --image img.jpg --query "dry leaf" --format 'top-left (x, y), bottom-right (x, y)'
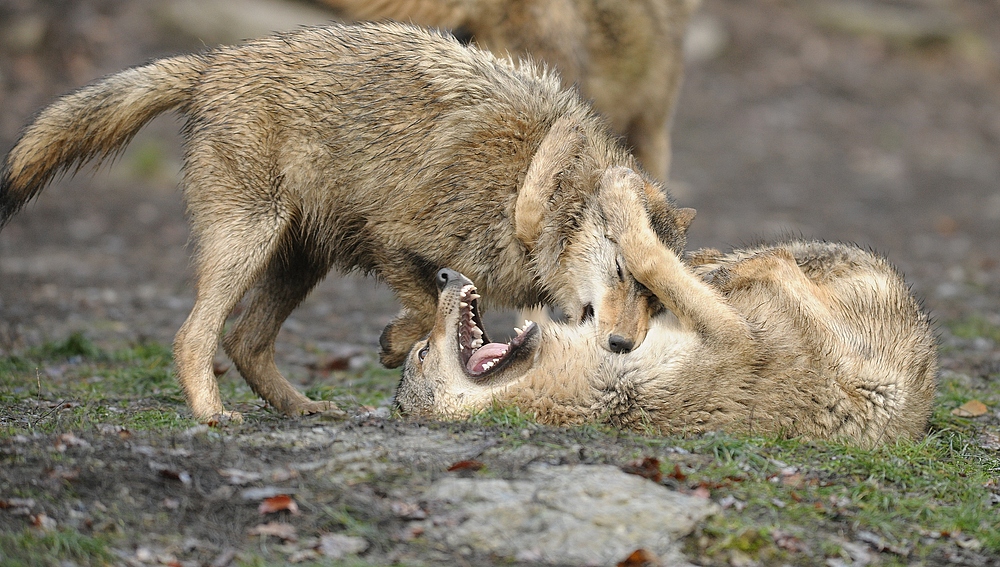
top-left (952, 399), bottom-right (988, 417)
top-left (447, 460), bottom-right (485, 472)
top-left (621, 457), bottom-right (662, 483)
top-left (258, 494), bottom-right (300, 515)
top-left (666, 463), bottom-right (687, 482)
top-left (617, 548), bottom-right (660, 567)
top-left (247, 521), bottom-right (298, 541)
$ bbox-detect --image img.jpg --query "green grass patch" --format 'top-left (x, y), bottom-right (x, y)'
top-left (468, 400), bottom-right (539, 430)
top-left (647, 377), bottom-right (1000, 564)
top-left (0, 529), bottom-right (114, 567)
top-left (0, 334), bottom-right (196, 436)
top-left (946, 315), bottom-right (1000, 344)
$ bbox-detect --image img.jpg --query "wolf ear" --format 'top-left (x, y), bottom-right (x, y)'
top-left (515, 115), bottom-right (585, 250)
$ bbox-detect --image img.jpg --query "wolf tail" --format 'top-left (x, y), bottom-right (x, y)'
top-left (318, 0), bottom-right (471, 29)
top-left (0, 54), bottom-right (205, 227)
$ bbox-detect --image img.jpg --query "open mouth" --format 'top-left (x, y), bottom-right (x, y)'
top-left (457, 283), bottom-right (537, 377)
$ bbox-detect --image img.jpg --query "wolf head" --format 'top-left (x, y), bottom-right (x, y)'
top-left (516, 118), bottom-right (695, 355)
top-left (395, 268), bottom-right (543, 417)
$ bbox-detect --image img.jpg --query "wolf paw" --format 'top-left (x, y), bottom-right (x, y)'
top-left (203, 410), bottom-right (244, 426)
top-left (289, 400), bottom-right (348, 419)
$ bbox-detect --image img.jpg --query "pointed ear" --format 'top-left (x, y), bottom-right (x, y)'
top-left (515, 115), bottom-right (585, 250)
top-left (675, 207), bottom-right (697, 233)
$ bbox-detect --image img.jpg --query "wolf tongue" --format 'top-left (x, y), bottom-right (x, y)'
top-left (467, 343), bottom-right (508, 373)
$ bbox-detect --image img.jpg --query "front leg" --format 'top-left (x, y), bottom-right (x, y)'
top-left (600, 168), bottom-right (753, 350)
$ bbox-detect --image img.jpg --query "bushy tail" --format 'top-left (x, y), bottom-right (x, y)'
top-left (318, 0), bottom-right (472, 29)
top-left (0, 54), bottom-right (205, 227)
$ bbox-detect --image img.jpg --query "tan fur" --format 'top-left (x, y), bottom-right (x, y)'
top-left (0, 22), bottom-right (694, 422)
top-left (319, 0), bottom-right (700, 180)
top-left (397, 174), bottom-right (938, 446)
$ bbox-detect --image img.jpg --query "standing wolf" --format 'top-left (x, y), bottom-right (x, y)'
top-left (320, 0), bottom-right (700, 180)
top-left (1, 22), bottom-right (693, 422)
top-left (396, 168), bottom-right (938, 447)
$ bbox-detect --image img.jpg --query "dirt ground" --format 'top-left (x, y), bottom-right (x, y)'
top-left (1, 0), bottom-right (999, 565)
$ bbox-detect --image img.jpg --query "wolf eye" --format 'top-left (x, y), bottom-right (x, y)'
top-left (418, 345), bottom-right (429, 362)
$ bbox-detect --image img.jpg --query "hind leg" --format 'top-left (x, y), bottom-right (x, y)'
top-left (173, 217), bottom-right (288, 423)
top-left (222, 240), bottom-right (346, 418)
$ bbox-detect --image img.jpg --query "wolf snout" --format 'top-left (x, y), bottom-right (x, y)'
top-left (608, 334), bottom-right (635, 353)
top-left (436, 268), bottom-right (462, 290)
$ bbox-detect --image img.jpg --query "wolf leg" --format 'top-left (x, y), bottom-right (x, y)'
top-left (222, 240), bottom-right (346, 418)
top-left (173, 187), bottom-right (290, 422)
top-left (600, 167), bottom-right (753, 351)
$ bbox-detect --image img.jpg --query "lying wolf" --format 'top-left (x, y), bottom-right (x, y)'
top-left (0, 22), bottom-right (694, 422)
top-left (396, 168), bottom-right (938, 446)
top-left (320, 0), bottom-right (700, 180)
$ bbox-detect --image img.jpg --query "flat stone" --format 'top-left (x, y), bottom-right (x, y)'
top-left (420, 463), bottom-right (718, 566)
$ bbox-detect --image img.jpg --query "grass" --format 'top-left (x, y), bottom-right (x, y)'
top-left (657, 382), bottom-right (1000, 564)
top-left (0, 530), bottom-right (114, 567)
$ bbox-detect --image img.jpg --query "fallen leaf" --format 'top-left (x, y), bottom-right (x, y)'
top-left (53, 432), bottom-right (90, 452)
top-left (31, 513), bottom-right (57, 531)
top-left (771, 529), bottom-right (806, 552)
top-left (666, 463), bottom-right (687, 482)
top-left (247, 521), bottom-right (298, 541)
top-left (617, 548), bottom-right (660, 567)
top-left (447, 460), bottom-right (485, 472)
top-left (691, 486), bottom-right (711, 499)
top-left (149, 461), bottom-right (192, 485)
top-left (307, 356), bottom-right (351, 373)
top-left (621, 457), bottom-right (662, 483)
top-left (952, 399), bottom-right (988, 417)
top-left (258, 494), bottom-right (300, 515)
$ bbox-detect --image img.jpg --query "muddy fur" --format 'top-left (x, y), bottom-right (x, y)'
top-left (320, 0), bottom-right (700, 180)
top-left (397, 169), bottom-right (938, 447)
top-left (0, 22), bottom-right (693, 422)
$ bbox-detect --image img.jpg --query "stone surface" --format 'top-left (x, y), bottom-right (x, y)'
top-left (419, 464), bottom-right (718, 566)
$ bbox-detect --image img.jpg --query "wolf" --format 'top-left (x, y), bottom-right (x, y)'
top-left (395, 168), bottom-right (938, 447)
top-left (0, 22), bottom-right (694, 422)
top-left (319, 0), bottom-right (700, 180)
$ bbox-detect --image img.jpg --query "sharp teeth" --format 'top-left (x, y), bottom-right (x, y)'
top-left (525, 320), bottom-right (533, 328)
top-left (513, 327), bottom-right (523, 335)
top-left (470, 293), bottom-right (480, 300)
top-left (472, 338), bottom-right (483, 349)
top-left (472, 327), bottom-right (483, 338)
top-left (460, 302), bottom-right (468, 308)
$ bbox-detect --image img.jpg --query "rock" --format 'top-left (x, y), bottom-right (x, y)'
top-left (419, 463), bottom-right (718, 566)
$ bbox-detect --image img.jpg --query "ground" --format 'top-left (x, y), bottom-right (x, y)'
top-left (0, 0), bottom-right (999, 565)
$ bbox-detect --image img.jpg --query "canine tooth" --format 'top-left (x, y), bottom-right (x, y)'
top-left (470, 293), bottom-right (481, 300)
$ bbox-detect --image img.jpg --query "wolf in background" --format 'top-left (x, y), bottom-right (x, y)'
top-left (0, 22), bottom-right (694, 422)
top-left (396, 168), bottom-right (938, 447)
top-left (320, 0), bottom-right (701, 180)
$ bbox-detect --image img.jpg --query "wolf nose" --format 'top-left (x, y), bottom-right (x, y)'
top-left (437, 268), bottom-right (460, 290)
top-left (608, 335), bottom-right (634, 353)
